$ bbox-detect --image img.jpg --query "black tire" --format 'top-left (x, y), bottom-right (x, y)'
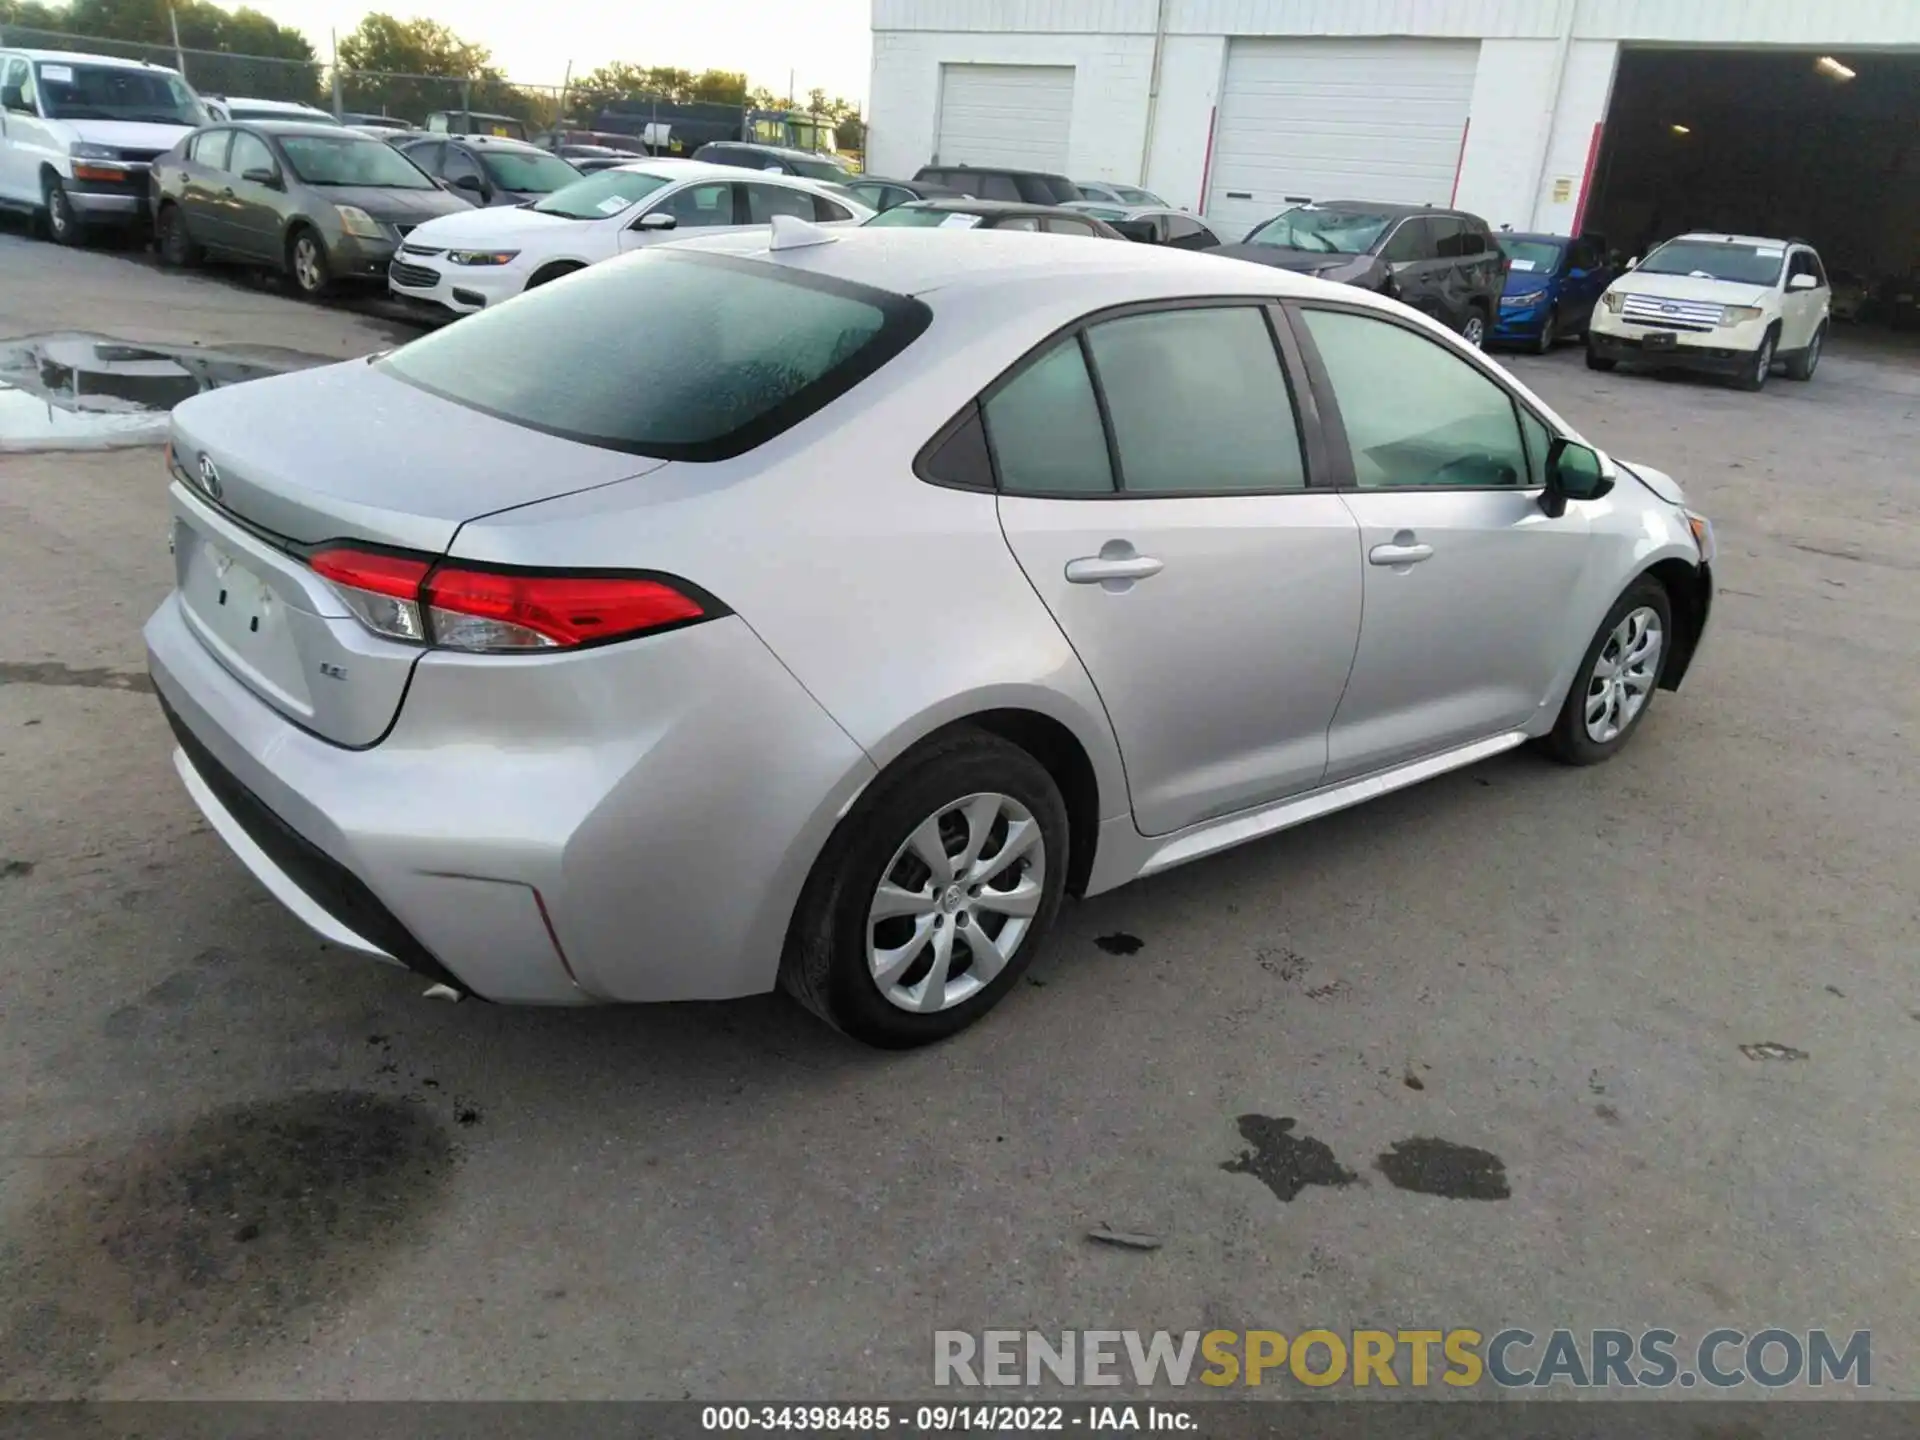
top-left (155, 203), bottom-right (200, 268)
top-left (525, 261), bottom-right (583, 289)
top-left (1585, 345), bottom-right (1616, 372)
top-left (1540, 576), bottom-right (1674, 766)
top-left (1460, 306), bottom-right (1488, 349)
top-left (1532, 307), bottom-right (1559, 355)
top-left (779, 728), bottom-right (1069, 1048)
top-left (42, 175), bottom-right (86, 247)
top-left (1734, 327), bottom-right (1776, 392)
top-left (286, 226), bottom-right (332, 298)
top-left (1784, 324), bottom-right (1824, 381)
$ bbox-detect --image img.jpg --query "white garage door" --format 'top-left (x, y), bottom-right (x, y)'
top-left (1207, 39), bottom-right (1479, 238)
top-left (935, 64), bottom-right (1074, 171)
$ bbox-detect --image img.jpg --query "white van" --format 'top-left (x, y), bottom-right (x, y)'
top-left (0, 48), bottom-right (208, 244)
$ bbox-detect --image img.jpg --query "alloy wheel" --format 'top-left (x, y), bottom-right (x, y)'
top-left (293, 236), bottom-right (324, 293)
top-left (1584, 606), bottom-right (1664, 744)
top-left (47, 186), bottom-right (72, 241)
top-left (867, 791), bottom-right (1046, 1014)
top-left (1754, 338), bottom-right (1773, 385)
top-left (1462, 314), bottom-right (1486, 348)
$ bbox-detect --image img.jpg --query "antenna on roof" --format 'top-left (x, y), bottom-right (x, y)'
top-left (768, 214), bottom-right (838, 252)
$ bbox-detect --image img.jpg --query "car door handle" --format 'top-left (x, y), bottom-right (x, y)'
top-left (1368, 542), bottom-right (1434, 566)
top-left (220, 186), bottom-right (234, 198)
top-left (1065, 550), bottom-right (1164, 585)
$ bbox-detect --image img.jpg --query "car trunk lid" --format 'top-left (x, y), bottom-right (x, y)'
top-left (166, 359), bottom-right (662, 746)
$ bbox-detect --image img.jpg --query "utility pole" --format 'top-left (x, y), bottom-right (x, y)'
top-left (788, 69), bottom-right (794, 107)
top-left (168, 6), bottom-right (187, 81)
top-left (557, 60), bottom-right (572, 131)
top-left (329, 28), bottom-right (344, 119)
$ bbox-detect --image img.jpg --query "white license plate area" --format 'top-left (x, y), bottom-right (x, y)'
top-left (177, 521), bottom-right (312, 712)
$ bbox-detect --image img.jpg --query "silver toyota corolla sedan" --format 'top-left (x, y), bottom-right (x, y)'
top-left (145, 220), bottom-right (1715, 1047)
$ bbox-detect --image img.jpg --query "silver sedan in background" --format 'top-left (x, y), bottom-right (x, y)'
top-left (146, 225), bottom-right (1713, 1047)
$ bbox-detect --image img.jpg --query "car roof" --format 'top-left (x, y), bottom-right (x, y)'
top-left (919, 163), bottom-right (1071, 180)
top-left (435, 135), bottom-right (544, 151)
top-left (1499, 231), bottom-right (1573, 243)
top-left (605, 159), bottom-right (760, 183)
top-left (6, 47), bottom-right (177, 70)
top-left (1068, 201), bottom-right (1183, 219)
top-left (662, 225), bottom-right (1415, 303)
top-left (897, 197), bottom-right (1079, 218)
top-left (218, 97), bottom-right (329, 110)
top-left (247, 120), bottom-right (370, 138)
top-left (700, 141), bottom-right (832, 161)
top-left (1671, 231), bottom-right (1800, 248)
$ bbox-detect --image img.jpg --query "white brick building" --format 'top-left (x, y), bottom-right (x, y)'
top-left (868, 1), bottom-right (1920, 270)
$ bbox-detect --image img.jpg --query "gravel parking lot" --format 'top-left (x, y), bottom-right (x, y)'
top-left (2, 234), bottom-right (1917, 1401)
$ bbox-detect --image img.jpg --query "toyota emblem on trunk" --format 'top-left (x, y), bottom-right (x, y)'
top-left (197, 454), bottom-right (223, 500)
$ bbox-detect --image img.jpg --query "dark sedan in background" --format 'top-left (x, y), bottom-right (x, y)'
top-left (396, 135), bottom-right (580, 206)
top-left (1210, 200), bottom-right (1505, 346)
top-left (863, 197), bottom-right (1125, 237)
top-left (841, 176), bottom-right (961, 213)
top-left (151, 121), bottom-right (471, 296)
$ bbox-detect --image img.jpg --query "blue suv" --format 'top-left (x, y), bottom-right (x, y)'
top-left (1493, 232), bottom-right (1613, 353)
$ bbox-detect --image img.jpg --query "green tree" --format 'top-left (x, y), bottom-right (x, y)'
top-left (336, 13), bottom-right (497, 122)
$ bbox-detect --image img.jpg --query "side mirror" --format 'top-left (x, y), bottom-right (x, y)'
top-left (451, 173), bottom-right (484, 193)
top-left (1625, 255), bottom-right (1640, 269)
top-left (1789, 272), bottom-right (1819, 291)
top-left (241, 166), bottom-right (280, 188)
top-left (1567, 266), bottom-right (1589, 280)
top-left (634, 211), bottom-right (677, 231)
top-left (1540, 437), bottom-right (1614, 517)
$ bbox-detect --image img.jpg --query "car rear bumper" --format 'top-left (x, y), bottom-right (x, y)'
top-left (145, 590), bottom-right (876, 1005)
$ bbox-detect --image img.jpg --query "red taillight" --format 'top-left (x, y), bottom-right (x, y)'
top-left (307, 545), bottom-right (710, 653)
top-left (424, 567), bottom-right (706, 651)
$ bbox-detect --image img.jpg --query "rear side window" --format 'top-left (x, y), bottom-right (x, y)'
top-left (1381, 219), bottom-right (1433, 263)
top-left (1043, 217), bottom-right (1096, 236)
top-left (1084, 307), bottom-right (1305, 494)
top-left (976, 174), bottom-right (1021, 202)
top-left (744, 181), bottom-right (814, 223)
top-left (982, 339), bottom-right (1113, 494)
top-left (380, 251), bottom-right (931, 461)
top-left (192, 129), bottom-right (231, 167)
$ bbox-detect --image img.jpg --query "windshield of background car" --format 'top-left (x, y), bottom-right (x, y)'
top-left (1245, 207), bottom-right (1393, 254)
top-left (281, 134), bottom-right (436, 188)
top-left (1077, 205), bottom-right (1129, 221)
top-left (864, 205), bottom-right (980, 228)
top-left (480, 149), bottom-right (579, 192)
top-left (1113, 186), bottom-right (1158, 204)
top-left (788, 155), bottom-right (852, 181)
top-left (1497, 238), bottom-right (1564, 274)
top-left (531, 169), bottom-right (673, 218)
top-left (34, 62), bottom-right (204, 124)
top-left (1639, 240), bottom-right (1785, 285)
top-left (378, 250), bottom-right (933, 459)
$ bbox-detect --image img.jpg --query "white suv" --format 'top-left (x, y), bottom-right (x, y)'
top-left (0, 48), bottom-right (207, 244)
top-left (1587, 233), bottom-right (1831, 391)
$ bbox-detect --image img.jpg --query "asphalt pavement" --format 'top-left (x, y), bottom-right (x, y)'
top-left (2, 232), bottom-right (1917, 1401)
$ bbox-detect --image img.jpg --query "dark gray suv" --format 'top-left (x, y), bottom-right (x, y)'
top-left (1209, 201), bottom-right (1505, 348)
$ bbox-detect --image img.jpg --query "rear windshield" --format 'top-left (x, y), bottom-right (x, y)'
top-left (378, 250), bottom-right (932, 460)
top-left (865, 205), bottom-right (981, 228)
top-left (1639, 240), bottom-right (1785, 286)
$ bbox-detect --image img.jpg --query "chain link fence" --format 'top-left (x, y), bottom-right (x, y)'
top-left (0, 25), bottom-right (567, 128)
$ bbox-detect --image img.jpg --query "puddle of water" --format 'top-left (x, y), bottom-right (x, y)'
top-left (1375, 1136), bottom-right (1511, 1200)
top-left (0, 333), bottom-right (328, 453)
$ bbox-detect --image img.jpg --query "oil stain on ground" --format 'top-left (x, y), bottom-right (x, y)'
top-left (1094, 933), bottom-right (1144, 955)
top-left (1375, 1137), bottom-right (1511, 1200)
top-left (0, 1090), bottom-right (453, 1397)
top-left (1220, 1115), bottom-right (1358, 1202)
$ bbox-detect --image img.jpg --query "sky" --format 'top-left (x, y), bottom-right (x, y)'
top-left (244, 0), bottom-right (874, 104)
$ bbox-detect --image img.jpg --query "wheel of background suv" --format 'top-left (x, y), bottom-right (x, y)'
top-left (1784, 324), bottom-right (1824, 382)
top-left (1460, 308), bottom-right (1487, 349)
top-left (1541, 577), bottom-right (1673, 766)
top-left (287, 226), bottom-right (332, 298)
top-left (1734, 328), bottom-right (1776, 392)
top-left (155, 203), bottom-right (201, 268)
top-left (43, 175), bottom-right (86, 247)
top-left (780, 729), bottom-right (1069, 1048)
top-left (1533, 307), bottom-right (1559, 355)
top-left (1584, 344), bottom-right (1616, 372)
